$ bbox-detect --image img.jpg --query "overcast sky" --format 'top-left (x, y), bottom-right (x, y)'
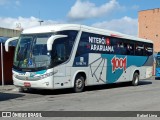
top-left (0, 0), bottom-right (159, 36)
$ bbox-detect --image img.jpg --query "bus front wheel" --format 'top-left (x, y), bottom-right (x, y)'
top-left (132, 72), bottom-right (139, 86)
top-left (19, 87), bottom-right (34, 93)
top-left (74, 75), bottom-right (85, 93)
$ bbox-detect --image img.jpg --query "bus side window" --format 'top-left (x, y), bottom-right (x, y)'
top-left (76, 32), bottom-right (91, 57)
top-left (135, 43), bottom-right (144, 56)
top-left (111, 38), bottom-right (123, 55)
top-left (126, 43), bottom-right (134, 55)
top-left (114, 43), bottom-right (121, 54)
top-left (144, 43), bottom-right (153, 56)
top-left (76, 40), bottom-right (88, 57)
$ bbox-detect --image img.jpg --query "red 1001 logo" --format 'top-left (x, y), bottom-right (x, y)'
top-left (111, 56), bottom-right (127, 73)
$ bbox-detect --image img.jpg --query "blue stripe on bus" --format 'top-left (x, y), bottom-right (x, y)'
top-left (36, 70), bottom-right (46, 74)
top-left (101, 54), bottom-right (148, 83)
top-left (13, 69), bottom-right (46, 75)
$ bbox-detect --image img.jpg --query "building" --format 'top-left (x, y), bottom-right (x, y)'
top-left (0, 27), bottom-right (21, 37)
top-left (0, 27), bottom-right (20, 85)
top-left (138, 8), bottom-right (160, 53)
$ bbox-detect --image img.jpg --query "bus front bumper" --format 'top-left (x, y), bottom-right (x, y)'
top-left (13, 76), bottom-right (54, 90)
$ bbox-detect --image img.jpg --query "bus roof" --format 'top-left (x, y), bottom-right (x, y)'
top-left (22, 24), bottom-right (153, 43)
top-left (22, 24), bottom-right (81, 34)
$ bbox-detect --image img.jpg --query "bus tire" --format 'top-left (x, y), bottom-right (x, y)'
top-left (74, 75), bottom-right (85, 93)
top-left (132, 72), bottom-right (139, 86)
top-left (19, 87), bottom-right (34, 93)
top-left (19, 87), bottom-right (25, 92)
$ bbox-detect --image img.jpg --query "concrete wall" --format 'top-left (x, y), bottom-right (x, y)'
top-left (0, 27), bottom-right (21, 37)
top-left (138, 8), bottom-right (160, 52)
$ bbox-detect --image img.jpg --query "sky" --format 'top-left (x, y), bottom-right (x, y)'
top-left (0, 0), bottom-right (159, 36)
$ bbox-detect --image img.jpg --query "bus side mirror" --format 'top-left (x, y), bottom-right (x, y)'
top-left (47, 35), bottom-right (67, 51)
top-left (5, 37), bottom-right (19, 52)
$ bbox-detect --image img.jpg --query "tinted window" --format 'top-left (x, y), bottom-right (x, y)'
top-left (124, 41), bottom-right (134, 55)
top-left (51, 30), bottom-right (78, 67)
top-left (76, 32), bottom-right (90, 57)
top-left (76, 32), bottom-right (153, 56)
top-left (135, 42), bottom-right (144, 56)
top-left (144, 43), bottom-right (153, 56)
top-left (76, 32), bottom-right (114, 57)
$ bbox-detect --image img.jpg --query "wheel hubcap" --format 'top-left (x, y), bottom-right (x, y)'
top-left (135, 76), bottom-right (138, 84)
top-left (76, 79), bottom-right (83, 88)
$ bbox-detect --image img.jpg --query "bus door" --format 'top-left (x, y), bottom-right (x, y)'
top-left (50, 38), bottom-right (69, 88)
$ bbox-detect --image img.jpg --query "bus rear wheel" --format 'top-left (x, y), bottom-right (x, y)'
top-left (132, 72), bottom-right (139, 86)
top-left (74, 75), bottom-right (85, 93)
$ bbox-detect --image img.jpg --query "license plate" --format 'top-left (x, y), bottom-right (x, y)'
top-left (24, 82), bottom-right (31, 87)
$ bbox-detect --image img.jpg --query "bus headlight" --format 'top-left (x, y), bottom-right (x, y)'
top-left (38, 71), bottom-right (57, 79)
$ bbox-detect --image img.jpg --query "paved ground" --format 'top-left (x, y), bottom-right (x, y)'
top-left (0, 85), bottom-right (16, 92)
top-left (0, 77), bottom-right (160, 119)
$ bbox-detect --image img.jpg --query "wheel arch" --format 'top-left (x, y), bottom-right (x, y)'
top-left (71, 70), bottom-right (87, 87)
top-left (134, 70), bottom-right (140, 75)
top-left (129, 67), bottom-right (140, 81)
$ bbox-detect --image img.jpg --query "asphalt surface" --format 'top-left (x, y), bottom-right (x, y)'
top-left (0, 77), bottom-right (160, 119)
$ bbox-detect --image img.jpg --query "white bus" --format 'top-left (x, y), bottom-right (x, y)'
top-left (5, 24), bottom-right (153, 92)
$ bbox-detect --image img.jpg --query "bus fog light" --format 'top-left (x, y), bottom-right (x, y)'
top-left (45, 82), bottom-right (49, 86)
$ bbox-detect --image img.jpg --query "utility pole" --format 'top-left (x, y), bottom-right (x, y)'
top-left (0, 39), bottom-right (4, 86)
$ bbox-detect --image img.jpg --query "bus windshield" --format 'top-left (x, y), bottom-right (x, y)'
top-left (13, 33), bottom-right (52, 70)
top-left (13, 30), bottom-right (78, 71)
